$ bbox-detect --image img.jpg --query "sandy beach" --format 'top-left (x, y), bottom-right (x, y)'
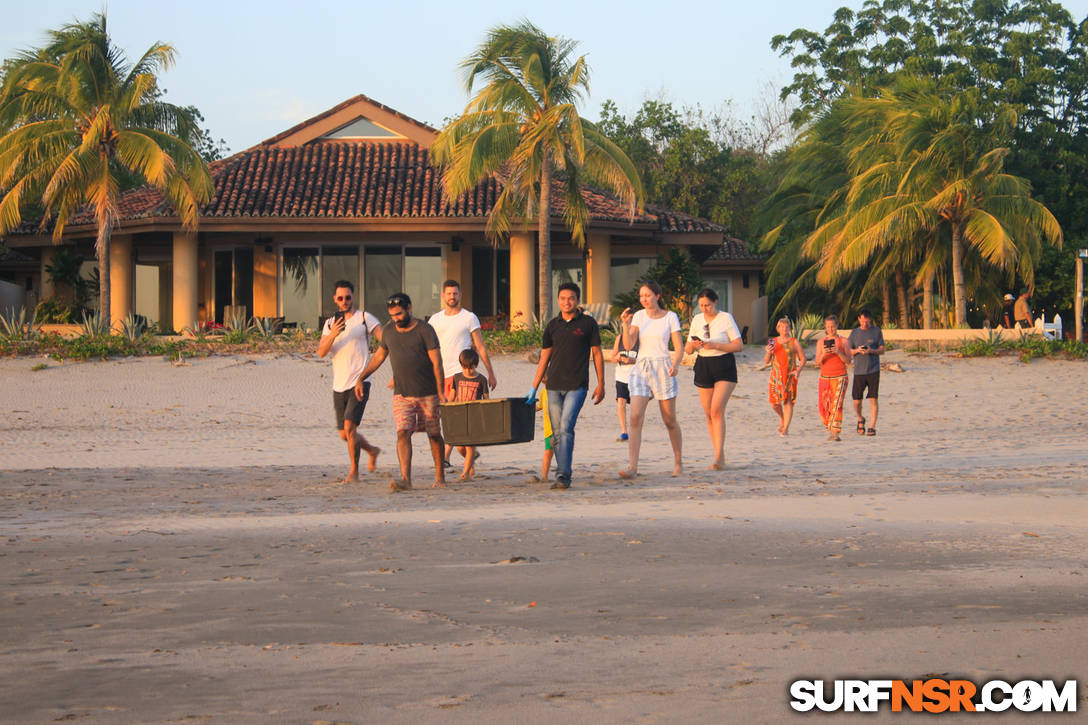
top-left (2, 348), bottom-right (1086, 723)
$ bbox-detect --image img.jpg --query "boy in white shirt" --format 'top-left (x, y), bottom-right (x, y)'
top-left (429, 279), bottom-right (497, 467)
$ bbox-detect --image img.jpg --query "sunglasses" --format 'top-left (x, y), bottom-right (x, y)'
top-left (704, 323), bottom-right (710, 338)
top-left (335, 295), bottom-right (352, 301)
top-left (386, 295), bottom-right (410, 307)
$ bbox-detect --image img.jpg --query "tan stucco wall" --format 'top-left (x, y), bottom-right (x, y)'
top-left (509, 233), bottom-right (534, 328)
top-left (39, 247), bottom-right (56, 302)
top-left (172, 232), bottom-right (198, 333)
top-left (730, 272), bottom-right (761, 338)
top-left (586, 233), bottom-right (611, 306)
top-left (253, 245), bottom-right (277, 318)
top-left (109, 234), bottom-right (133, 329)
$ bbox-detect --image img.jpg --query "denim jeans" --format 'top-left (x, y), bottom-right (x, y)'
top-left (546, 387), bottom-right (588, 481)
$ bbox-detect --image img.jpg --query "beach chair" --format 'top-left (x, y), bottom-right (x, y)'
top-left (582, 302), bottom-right (613, 324)
top-left (1037, 314), bottom-right (1063, 340)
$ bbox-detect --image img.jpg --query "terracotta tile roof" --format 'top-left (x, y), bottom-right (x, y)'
top-left (44, 140), bottom-right (725, 234)
top-left (705, 236), bottom-right (762, 262)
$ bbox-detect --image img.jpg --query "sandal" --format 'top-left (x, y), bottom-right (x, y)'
top-left (866, 428), bottom-right (876, 436)
top-left (857, 418), bottom-right (866, 435)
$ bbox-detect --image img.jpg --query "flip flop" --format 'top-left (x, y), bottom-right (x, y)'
top-left (866, 428), bottom-right (876, 436)
top-left (857, 418), bottom-right (866, 435)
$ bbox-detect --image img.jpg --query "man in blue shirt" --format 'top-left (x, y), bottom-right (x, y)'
top-left (848, 309), bottom-right (885, 436)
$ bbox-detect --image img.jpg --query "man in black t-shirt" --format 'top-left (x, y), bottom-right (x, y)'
top-left (357, 292), bottom-right (446, 491)
top-left (526, 282), bottom-right (604, 489)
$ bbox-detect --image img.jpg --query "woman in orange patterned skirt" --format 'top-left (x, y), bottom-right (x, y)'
top-left (763, 317), bottom-right (805, 435)
top-left (815, 315), bottom-right (852, 441)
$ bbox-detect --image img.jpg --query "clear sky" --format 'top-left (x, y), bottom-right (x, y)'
top-left (3, 0), bottom-right (1088, 153)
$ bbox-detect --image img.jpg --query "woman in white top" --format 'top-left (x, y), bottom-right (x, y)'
top-left (618, 281), bottom-right (684, 478)
top-left (684, 288), bottom-right (743, 470)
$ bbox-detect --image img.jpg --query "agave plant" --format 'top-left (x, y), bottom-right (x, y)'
top-left (224, 309), bottom-right (248, 332)
top-left (249, 316), bottom-right (282, 339)
top-left (0, 306), bottom-right (40, 341)
top-left (118, 313), bottom-right (147, 342)
top-left (791, 312), bottom-right (824, 346)
top-left (79, 309), bottom-right (109, 338)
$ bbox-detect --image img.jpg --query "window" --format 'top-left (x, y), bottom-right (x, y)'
top-left (363, 246), bottom-right (443, 320)
top-left (551, 258), bottom-right (585, 316)
top-left (610, 257), bottom-right (654, 301)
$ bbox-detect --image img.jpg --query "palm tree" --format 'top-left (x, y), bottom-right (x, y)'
top-left (432, 21), bottom-right (643, 321)
top-left (0, 13), bottom-right (212, 323)
top-left (765, 79), bottom-right (1062, 327)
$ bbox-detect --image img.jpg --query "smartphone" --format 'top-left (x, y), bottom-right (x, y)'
top-left (823, 338), bottom-right (835, 349)
top-left (690, 335), bottom-right (702, 342)
top-left (333, 310), bottom-right (346, 325)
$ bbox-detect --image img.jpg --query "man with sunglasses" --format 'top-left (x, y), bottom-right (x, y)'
top-left (317, 280), bottom-right (382, 483)
top-left (357, 292), bottom-right (446, 490)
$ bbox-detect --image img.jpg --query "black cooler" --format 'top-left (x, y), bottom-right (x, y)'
top-left (439, 397), bottom-right (535, 446)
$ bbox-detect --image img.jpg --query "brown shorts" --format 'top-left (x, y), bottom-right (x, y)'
top-left (393, 394), bottom-right (441, 436)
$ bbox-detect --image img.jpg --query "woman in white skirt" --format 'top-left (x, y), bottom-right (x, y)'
top-left (684, 288), bottom-right (743, 469)
top-left (619, 281), bottom-right (684, 478)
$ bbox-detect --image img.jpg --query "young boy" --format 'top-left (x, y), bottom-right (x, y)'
top-left (611, 334), bottom-right (637, 442)
top-left (451, 348), bottom-right (488, 480)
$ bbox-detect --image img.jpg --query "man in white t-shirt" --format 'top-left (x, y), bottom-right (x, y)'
top-left (428, 279), bottom-right (497, 464)
top-left (317, 280), bottom-right (382, 483)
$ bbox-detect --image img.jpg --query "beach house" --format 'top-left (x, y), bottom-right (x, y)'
top-left (1, 95), bottom-right (765, 336)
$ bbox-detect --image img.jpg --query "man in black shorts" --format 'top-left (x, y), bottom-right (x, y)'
top-left (848, 309), bottom-right (885, 436)
top-left (316, 280), bottom-right (382, 483)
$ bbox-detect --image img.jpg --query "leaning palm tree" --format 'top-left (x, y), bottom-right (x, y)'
top-left (807, 80), bottom-right (1062, 327)
top-left (432, 21), bottom-right (643, 321)
top-left (0, 13), bottom-right (212, 324)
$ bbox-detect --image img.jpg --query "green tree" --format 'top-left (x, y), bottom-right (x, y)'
top-left (771, 0), bottom-right (1088, 321)
top-left (598, 98), bottom-right (774, 242)
top-left (433, 21), bottom-right (643, 321)
top-left (764, 79), bottom-right (1063, 327)
top-left (0, 13), bottom-right (213, 322)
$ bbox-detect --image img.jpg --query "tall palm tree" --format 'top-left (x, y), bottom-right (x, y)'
top-left (432, 21), bottom-right (643, 321)
top-left (766, 79), bottom-right (1062, 327)
top-left (0, 13), bottom-right (212, 323)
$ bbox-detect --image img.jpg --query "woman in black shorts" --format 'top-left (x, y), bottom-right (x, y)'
top-left (684, 288), bottom-right (744, 470)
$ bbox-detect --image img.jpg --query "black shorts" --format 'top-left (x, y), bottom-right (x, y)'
top-left (693, 354), bottom-right (737, 388)
top-left (333, 381), bottom-right (371, 428)
top-left (852, 372), bottom-right (879, 400)
top-left (615, 381), bottom-right (630, 402)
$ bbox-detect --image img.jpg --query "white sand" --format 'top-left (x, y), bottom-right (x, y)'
top-left (1, 349), bottom-right (1086, 722)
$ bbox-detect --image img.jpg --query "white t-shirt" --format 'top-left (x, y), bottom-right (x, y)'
top-left (428, 307), bottom-right (482, 380)
top-left (631, 309), bottom-right (680, 359)
top-left (689, 311), bottom-right (742, 357)
top-left (614, 348), bottom-right (637, 384)
top-left (322, 310), bottom-right (381, 392)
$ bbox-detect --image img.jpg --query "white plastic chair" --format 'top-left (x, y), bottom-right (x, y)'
top-left (1037, 314), bottom-right (1063, 340)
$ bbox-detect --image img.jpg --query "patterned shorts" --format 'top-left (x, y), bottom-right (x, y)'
top-left (393, 394), bottom-right (441, 436)
top-left (628, 357), bottom-right (678, 400)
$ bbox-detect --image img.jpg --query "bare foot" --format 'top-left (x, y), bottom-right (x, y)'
top-left (389, 479), bottom-right (412, 492)
top-left (779, 429), bottom-right (788, 437)
top-left (672, 465), bottom-right (683, 477)
top-left (367, 446), bottom-right (381, 472)
top-left (709, 461), bottom-right (725, 471)
top-left (336, 472), bottom-right (360, 485)
top-left (432, 479), bottom-right (448, 488)
top-left (618, 468), bottom-right (638, 479)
